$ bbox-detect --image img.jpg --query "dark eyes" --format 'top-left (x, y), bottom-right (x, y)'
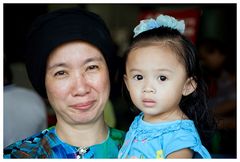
top-left (133, 75), bottom-right (167, 81)
top-left (87, 65), bottom-right (99, 71)
top-left (54, 71), bottom-right (66, 77)
top-left (158, 76), bottom-right (167, 81)
top-left (133, 75), bottom-right (143, 80)
top-left (53, 65), bottom-right (99, 78)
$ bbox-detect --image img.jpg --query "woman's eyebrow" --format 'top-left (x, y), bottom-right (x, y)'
top-left (47, 63), bottom-right (68, 70)
top-left (47, 56), bottom-right (104, 70)
top-left (83, 56), bottom-right (104, 64)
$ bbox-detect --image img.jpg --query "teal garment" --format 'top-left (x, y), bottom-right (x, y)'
top-left (4, 126), bottom-right (125, 158)
top-left (118, 113), bottom-right (211, 159)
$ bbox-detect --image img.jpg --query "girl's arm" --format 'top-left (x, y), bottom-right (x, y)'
top-left (166, 148), bottom-right (193, 158)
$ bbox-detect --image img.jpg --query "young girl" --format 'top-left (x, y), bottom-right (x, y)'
top-left (118, 15), bottom-right (216, 159)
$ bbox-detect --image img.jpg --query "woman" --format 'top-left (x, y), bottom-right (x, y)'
top-left (4, 7), bottom-right (125, 158)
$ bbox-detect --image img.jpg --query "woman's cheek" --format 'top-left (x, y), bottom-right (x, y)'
top-left (46, 79), bottom-right (70, 99)
top-left (87, 71), bottom-right (110, 91)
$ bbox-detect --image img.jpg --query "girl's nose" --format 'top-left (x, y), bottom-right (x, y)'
top-left (142, 79), bottom-right (156, 94)
top-left (143, 88), bottom-right (156, 94)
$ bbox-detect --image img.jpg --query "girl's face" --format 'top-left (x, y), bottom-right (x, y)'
top-left (45, 41), bottom-right (110, 125)
top-left (124, 45), bottom-right (195, 122)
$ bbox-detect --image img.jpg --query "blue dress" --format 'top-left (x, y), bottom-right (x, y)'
top-left (4, 126), bottom-right (125, 158)
top-left (118, 113), bottom-right (211, 159)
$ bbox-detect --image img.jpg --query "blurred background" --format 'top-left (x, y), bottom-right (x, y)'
top-left (3, 3), bottom-right (236, 158)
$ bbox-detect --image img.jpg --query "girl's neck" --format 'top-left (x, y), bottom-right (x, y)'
top-left (55, 117), bottom-right (108, 147)
top-left (143, 108), bottom-right (188, 123)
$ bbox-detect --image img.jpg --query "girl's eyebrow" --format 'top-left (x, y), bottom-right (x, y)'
top-left (155, 68), bottom-right (174, 73)
top-left (129, 68), bottom-right (141, 72)
top-left (129, 68), bottom-right (174, 73)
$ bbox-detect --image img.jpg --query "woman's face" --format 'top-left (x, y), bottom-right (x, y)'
top-left (45, 41), bottom-right (110, 125)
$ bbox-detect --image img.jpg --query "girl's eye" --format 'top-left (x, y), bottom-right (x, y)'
top-left (87, 65), bottom-right (99, 71)
top-left (133, 75), bottom-right (143, 80)
top-left (158, 75), bottom-right (167, 81)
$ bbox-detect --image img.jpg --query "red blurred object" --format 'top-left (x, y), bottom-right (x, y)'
top-left (48, 114), bottom-right (57, 127)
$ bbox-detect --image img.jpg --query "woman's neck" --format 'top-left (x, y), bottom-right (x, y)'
top-left (55, 117), bottom-right (108, 147)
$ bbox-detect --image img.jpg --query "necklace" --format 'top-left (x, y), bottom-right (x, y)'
top-left (76, 146), bottom-right (89, 159)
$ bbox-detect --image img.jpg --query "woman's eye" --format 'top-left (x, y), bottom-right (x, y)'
top-left (158, 75), bottom-right (167, 81)
top-left (54, 71), bottom-right (66, 77)
top-left (133, 75), bottom-right (143, 80)
top-left (87, 65), bottom-right (99, 71)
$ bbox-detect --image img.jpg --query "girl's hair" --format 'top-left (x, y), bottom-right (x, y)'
top-left (121, 27), bottom-right (216, 147)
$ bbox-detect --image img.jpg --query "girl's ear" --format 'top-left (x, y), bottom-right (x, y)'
top-left (182, 77), bottom-right (197, 96)
top-left (123, 74), bottom-right (129, 90)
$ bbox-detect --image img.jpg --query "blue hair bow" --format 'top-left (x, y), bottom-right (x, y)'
top-left (133, 14), bottom-right (185, 37)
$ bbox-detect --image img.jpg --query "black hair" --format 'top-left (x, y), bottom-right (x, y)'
top-left (25, 7), bottom-right (117, 98)
top-left (121, 27), bottom-right (216, 147)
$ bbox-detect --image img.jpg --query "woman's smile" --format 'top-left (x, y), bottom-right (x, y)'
top-left (69, 100), bottom-right (97, 110)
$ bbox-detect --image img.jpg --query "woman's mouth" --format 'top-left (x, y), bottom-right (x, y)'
top-left (70, 100), bottom-right (96, 110)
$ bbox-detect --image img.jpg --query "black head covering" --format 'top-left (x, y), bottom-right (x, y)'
top-left (25, 7), bottom-right (116, 98)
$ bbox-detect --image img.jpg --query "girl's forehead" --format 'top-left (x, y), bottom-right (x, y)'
top-left (129, 44), bottom-right (178, 59)
top-left (128, 46), bottom-right (180, 64)
top-left (125, 49), bottom-right (187, 78)
top-left (130, 39), bottom-right (182, 55)
top-left (126, 45), bottom-right (186, 70)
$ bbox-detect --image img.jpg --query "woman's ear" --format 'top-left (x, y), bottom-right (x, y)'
top-left (182, 77), bottom-right (197, 96)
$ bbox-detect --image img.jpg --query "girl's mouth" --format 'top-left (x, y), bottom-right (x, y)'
top-left (142, 99), bottom-right (156, 107)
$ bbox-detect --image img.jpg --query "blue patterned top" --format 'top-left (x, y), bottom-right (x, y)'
top-left (118, 113), bottom-right (211, 159)
top-left (4, 126), bottom-right (125, 158)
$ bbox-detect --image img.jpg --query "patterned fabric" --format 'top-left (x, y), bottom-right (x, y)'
top-left (4, 126), bottom-right (125, 158)
top-left (118, 113), bottom-right (211, 159)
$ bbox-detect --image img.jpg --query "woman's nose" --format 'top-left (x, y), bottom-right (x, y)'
top-left (71, 74), bottom-right (90, 96)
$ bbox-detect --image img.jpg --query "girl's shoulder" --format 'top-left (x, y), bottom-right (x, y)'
top-left (3, 127), bottom-right (55, 158)
top-left (158, 120), bottom-right (200, 146)
top-left (127, 114), bottom-right (198, 141)
top-left (164, 120), bottom-right (198, 135)
top-left (161, 121), bottom-right (211, 158)
top-left (162, 120), bottom-right (200, 141)
top-left (130, 113), bottom-right (197, 134)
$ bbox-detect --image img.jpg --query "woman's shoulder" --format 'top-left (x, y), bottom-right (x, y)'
top-left (3, 127), bottom-right (55, 158)
top-left (109, 127), bottom-right (126, 142)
